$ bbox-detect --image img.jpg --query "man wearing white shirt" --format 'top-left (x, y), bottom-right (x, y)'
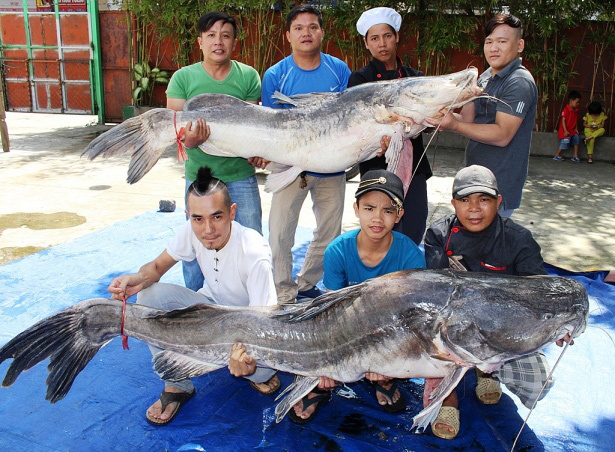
top-left (107, 166), bottom-right (279, 425)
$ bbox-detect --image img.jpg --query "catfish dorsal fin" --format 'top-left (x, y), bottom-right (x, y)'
top-left (271, 91), bottom-right (339, 107)
top-left (271, 283), bottom-right (364, 323)
top-left (183, 93), bottom-right (248, 111)
top-left (141, 303), bottom-right (219, 320)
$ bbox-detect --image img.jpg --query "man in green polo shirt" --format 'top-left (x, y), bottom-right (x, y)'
top-left (166, 11), bottom-right (264, 292)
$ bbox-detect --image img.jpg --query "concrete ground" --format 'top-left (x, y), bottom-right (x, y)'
top-left (1, 112), bottom-right (614, 271)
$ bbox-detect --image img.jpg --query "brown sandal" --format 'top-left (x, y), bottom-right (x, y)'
top-left (475, 369), bottom-right (502, 404)
top-left (431, 406), bottom-right (460, 439)
top-left (249, 374), bottom-right (280, 395)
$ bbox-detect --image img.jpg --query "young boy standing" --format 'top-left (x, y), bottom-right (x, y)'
top-left (289, 169), bottom-right (426, 424)
top-left (422, 165), bottom-right (566, 439)
top-left (553, 91), bottom-right (582, 162)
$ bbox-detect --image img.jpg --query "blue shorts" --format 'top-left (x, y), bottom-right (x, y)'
top-left (559, 134), bottom-right (579, 149)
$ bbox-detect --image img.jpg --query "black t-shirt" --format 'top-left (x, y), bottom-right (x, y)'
top-left (348, 58), bottom-right (432, 179)
top-left (424, 213), bottom-right (546, 276)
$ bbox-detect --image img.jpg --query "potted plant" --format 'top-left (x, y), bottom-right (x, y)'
top-left (122, 61), bottom-right (169, 120)
top-left (122, 9), bottom-right (171, 121)
top-left (131, 61), bottom-right (169, 108)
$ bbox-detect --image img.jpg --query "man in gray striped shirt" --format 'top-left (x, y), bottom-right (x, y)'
top-left (429, 13), bottom-right (537, 218)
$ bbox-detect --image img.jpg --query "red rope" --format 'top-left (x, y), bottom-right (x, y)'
top-left (121, 298), bottom-right (129, 350)
top-left (174, 110), bottom-right (187, 162)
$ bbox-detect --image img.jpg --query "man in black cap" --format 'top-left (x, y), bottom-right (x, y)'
top-left (422, 165), bottom-right (565, 439)
top-left (289, 169), bottom-right (426, 424)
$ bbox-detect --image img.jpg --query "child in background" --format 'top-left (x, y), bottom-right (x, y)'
top-left (583, 101), bottom-right (607, 164)
top-left (553, 91), bottom-right (582, 162)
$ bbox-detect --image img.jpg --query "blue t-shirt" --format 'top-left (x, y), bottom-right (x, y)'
top-left (261, 53), bottom-right (350, 108)
top-left (323, 230), bottom-right (426, 290)
top-left (261, 53), bottom-right (350, 178)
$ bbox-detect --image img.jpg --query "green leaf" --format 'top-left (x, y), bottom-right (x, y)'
top-left (133, 63), bottom-right (144, 78)
top-left (132, 86), bottom-right (142, 101)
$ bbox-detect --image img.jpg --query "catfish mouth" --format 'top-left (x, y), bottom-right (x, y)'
top-left (449, 69), bottom-right (483, 107)
top-left (553, 305), bottom-right (588, 343)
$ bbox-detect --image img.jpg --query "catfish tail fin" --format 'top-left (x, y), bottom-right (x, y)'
top-left (82, 108), bottom-right (177, 184)
top-left (0, 298), bottom-right (122, 403)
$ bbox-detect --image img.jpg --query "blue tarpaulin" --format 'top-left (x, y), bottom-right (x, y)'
top-left (0, 211), bottom-right (613, 451)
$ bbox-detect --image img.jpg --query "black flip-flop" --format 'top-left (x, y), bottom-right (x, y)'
top-left (373, 380), bottom-right (407, 413)
top-left (288, 387), bottom-right (331, 424)
top-left (145, 389), bottom-right (195, 425)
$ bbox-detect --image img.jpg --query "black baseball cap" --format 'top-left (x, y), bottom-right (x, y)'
top-left (355, 169), bottom-right (404, 210)
top-left (452, 165), bottom-right (499, 199)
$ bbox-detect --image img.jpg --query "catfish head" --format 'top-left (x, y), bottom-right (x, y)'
top-left (435, 272), bottom-right (589, 370)
top-left (386, 67), bottom-right (484, 137)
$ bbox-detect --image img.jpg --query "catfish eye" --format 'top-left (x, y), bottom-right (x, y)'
top-left (543, 313), bottom-right (553, 321)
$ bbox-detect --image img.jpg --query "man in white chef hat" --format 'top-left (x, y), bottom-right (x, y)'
top-left (356, 6), bottom-right (401, 40)
top-left (351, 7), bottom-right (433, 248)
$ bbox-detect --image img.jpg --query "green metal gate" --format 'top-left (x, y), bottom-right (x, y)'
top-left (0, 0), bottom-right (103, 122)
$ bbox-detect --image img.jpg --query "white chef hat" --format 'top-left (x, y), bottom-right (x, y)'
top-left (356, 7), bottom-right (402, 37)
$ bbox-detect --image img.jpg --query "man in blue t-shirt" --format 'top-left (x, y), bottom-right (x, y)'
top-left (289, 169), bottom-right (426, 424)
top-left (261, 4), bottom-right (351, 305)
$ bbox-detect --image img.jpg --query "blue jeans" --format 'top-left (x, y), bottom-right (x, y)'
top-left (182, 175), bottom-right (263, 291)
top-left (559, 134), bottom-right (579, 150)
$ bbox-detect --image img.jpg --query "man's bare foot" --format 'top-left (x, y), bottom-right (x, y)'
top-left (249, 374), bottom-right (280, 395)
top-left (432, 392), bottom-right (459, 437)
top-left (293, 391), bottom-right (320, 420)
top-left (375, 381), bottom-right (401, 406)
top-left (475, 369), bottom-right (502, 404)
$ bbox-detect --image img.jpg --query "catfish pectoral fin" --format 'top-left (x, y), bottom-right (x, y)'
top-left (153, 350), bottom-right (223, 381)
top-left (412, 366), bottom-right (469, 432)
top-left (430, 352), bottom-right (456, 361)
top-left (274, 375), bottom-right (319, 422)
top-left (264, 166), bottom-right (305, 193)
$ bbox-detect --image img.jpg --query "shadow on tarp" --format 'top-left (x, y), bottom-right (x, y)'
top-left (0, 211), bottom-right (613, 451)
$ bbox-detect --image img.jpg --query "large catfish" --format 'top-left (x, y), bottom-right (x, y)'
top-left (83, 69), bottom-right (482, 193)
top-left (0, 269), bottom-right (588, 430)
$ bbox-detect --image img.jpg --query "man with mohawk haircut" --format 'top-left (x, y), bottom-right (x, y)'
top-left (107, 166), bottom-right (280, 426)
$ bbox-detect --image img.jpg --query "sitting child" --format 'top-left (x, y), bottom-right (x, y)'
top-left (583, 101), bottom-right (607, 164)
top-left (290, 169), bottom-right (426, 424)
